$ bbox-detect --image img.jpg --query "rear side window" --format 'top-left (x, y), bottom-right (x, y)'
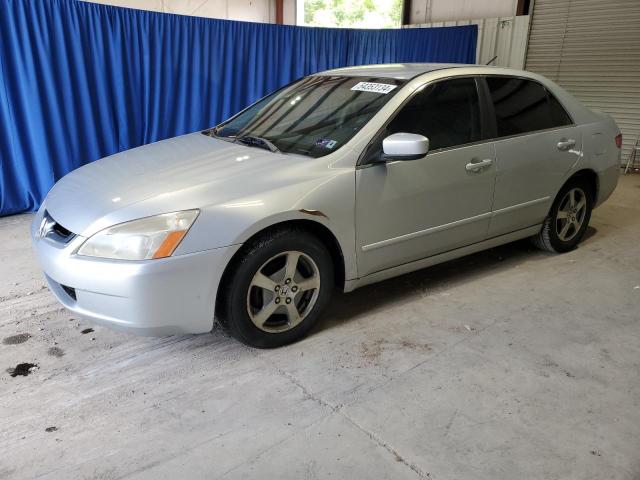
top-left (486, 77), bottom-right (572, 137)
top-left (548, 92), bottom-right (573, 126)
top-left (384, 77), bottom-right (482, 151)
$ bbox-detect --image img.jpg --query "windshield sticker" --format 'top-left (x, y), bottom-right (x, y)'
top-left (350, 82), bottom-right (397, 94)
top-left (315, 138), bottom-right (338, 149)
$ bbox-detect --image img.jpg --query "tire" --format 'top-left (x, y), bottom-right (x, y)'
top-left (217, 228), bottom-right (334, 348)
top-left (532, 177), bottom-right (593, 253)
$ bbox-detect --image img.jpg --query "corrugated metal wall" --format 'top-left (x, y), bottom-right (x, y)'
top-left (406, 16), bottom-right (531, 69)
top-left (526, 0), bottom-right (640, 163)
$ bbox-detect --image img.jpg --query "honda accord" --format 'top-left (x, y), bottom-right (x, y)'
top-left (31, 64), bottom-right (621, 347)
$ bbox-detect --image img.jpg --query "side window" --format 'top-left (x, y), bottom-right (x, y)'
top-left (486, 77), bottom-right (572, 137)
top-left (548, 91), bottom-right (573, 127)
top-left (383, 77), bottom-right (482, 152)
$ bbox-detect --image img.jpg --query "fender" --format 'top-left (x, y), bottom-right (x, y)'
top-left (226, 209), bottom-right (357, 283)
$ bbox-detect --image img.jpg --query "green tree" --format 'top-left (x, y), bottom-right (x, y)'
top-left (304, 0), bottom-right (401, 28)
top-left (305, 0), bottom-right (328, 25)
top-left (389, 0), bottom-right (403, 24)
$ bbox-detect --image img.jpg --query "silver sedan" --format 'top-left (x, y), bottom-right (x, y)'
top-left (32, 63), bottom-right (621, 348)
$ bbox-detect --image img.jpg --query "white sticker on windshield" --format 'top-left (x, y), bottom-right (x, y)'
top-left (350, 82), bottom-right (397, 94)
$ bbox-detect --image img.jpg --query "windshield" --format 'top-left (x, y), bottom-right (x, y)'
top-left (212, 75), bottom-right (406, 158)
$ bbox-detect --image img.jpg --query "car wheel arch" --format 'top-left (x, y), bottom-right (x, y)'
top-left (215, 218), bottom-right (346, 319)
top-left (538, 168), bottom-right (598, 237)
top-left (560, 169), bottom-right (599, 206)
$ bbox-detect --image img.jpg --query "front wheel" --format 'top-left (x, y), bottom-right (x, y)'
top-left (532, 178), bottom-right (593, 253)
top-left (217, 228), bottom-right (334, 348)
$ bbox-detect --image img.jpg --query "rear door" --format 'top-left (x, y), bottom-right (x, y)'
top-left (483, 76), bottom-right (582, 237)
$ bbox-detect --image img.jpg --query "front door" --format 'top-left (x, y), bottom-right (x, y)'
top-left (355, 77), bottom-right (496, 277)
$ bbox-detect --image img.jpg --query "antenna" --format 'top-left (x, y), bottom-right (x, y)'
top-left (486, 55), bottom-right (498, 65)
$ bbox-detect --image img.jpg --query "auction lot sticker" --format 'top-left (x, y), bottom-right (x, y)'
top-left (350, 82), bottom-right (397, 94)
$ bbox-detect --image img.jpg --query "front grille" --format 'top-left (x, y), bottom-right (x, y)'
top-left (40, 211), bottom-right (76, 244)
top-left (52, 222), bottom-right (73, 238)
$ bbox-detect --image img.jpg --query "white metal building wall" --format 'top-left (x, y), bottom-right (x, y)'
top-left (79, 0), bottom-right (297, 25)
top-left (405, 16), bottom-right (531, 69)
top-left (407, 0), bottom-right (517, 24)
top-left (526, 0), bottom-right (640, 163)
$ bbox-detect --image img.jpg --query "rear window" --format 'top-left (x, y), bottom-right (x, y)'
top-left (486, 77), bottom-right (572, 137)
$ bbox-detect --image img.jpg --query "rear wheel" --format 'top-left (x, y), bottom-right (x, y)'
top-left (532, 178), bottom-right (593, 253)
top-left (217, 228), bottom-right (333, 348)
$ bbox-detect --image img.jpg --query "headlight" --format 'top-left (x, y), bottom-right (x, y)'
top-left (77, 210), bottom-right (199, 260)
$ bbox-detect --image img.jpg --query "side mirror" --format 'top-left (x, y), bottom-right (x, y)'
top-left (381, 133), bottom-right (429, 161)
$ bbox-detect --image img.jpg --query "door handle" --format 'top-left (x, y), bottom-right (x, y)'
top-left (557, 138), bottom-right (576, 151)
top-left (465, 158), bottom-right (493, 173)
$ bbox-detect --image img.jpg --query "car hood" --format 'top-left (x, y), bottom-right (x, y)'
top-left (44, 132), bottom-right (310, 236)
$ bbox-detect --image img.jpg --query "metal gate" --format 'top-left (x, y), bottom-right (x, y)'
top-left (526, 0), bottom-right (640, 165)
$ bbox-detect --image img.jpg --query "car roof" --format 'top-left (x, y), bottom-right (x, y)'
top-left (316, 63), bottom-right (476, 80)
top-left (317, 63), bottom-right (594, 124)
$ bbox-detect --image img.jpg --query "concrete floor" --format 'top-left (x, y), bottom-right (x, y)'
top-left (1, 175), bottom-right (639, 480)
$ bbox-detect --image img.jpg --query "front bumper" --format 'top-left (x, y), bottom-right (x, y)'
top-left (31, 213), bottom-right (240, 336)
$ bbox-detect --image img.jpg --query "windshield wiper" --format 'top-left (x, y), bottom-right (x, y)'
top-left (235, 135), bottom-right (281, 153)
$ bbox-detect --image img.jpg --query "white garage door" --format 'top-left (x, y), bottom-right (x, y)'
top-left (525, 0), bottom-right (640, 164)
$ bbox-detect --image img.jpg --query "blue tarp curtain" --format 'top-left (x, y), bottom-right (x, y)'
top-left (0, 0), bottom-right (477, 216)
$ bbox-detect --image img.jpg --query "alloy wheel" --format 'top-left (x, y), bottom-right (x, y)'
top-left (246, 251), bottom-right (321, 333)
top-left (556, 187), bottom-right (587, 242)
